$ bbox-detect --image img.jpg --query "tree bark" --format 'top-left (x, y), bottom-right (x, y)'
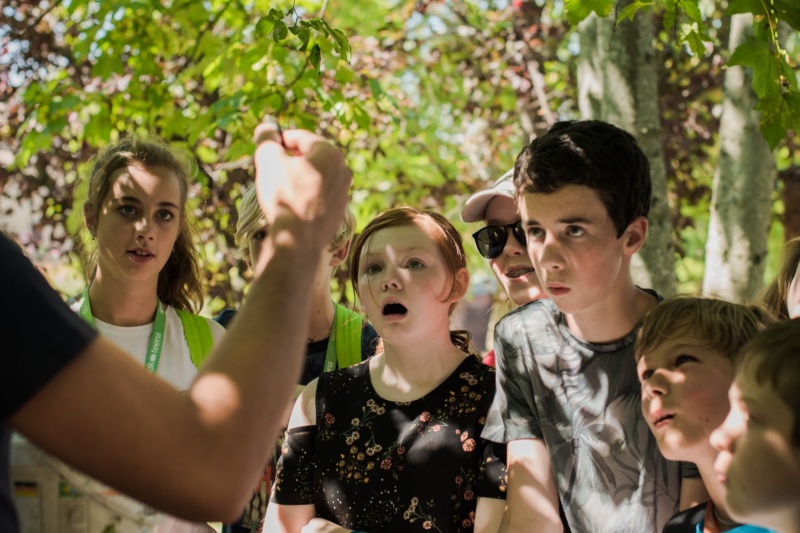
top-left (577, 5), bottom-right (675, 296)
top-left (702, 13), bottom-right (776, 302)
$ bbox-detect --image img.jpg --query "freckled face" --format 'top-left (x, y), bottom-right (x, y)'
top-left (484, 196), bottom-right (545, 307)
top-left (357, 222), bottom-right (461, 345)
top-left (638, 330), bottom-right (734, 462)
top-left (90, 163), bottom-right (182, 287)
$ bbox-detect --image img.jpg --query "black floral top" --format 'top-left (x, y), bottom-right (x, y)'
top-left (271, 356), bottom-right (507, 532)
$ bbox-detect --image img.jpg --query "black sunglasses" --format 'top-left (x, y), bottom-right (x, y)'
top-left (472, 221), bottom-right (527, 259)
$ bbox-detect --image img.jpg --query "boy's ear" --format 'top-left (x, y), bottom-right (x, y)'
top-left (622, 216), bottom-right (648, 255)
top-left (83, 203), bottom-right (97, 238)
top-left (329, 239), bottom-right (351, 268)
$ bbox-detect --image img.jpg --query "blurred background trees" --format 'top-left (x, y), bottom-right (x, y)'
top-left (1, 0), bottom-right (798, 318)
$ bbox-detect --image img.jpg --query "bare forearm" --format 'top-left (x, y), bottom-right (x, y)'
top-left (11, 241), bottom-right (323, 522)
top-left (501, 440), bottom-right (563, 533)
top-left (190, 239), bottom-right (323, 503)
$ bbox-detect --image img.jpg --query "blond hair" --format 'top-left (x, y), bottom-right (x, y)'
top-left (635, 295), bottom-right (775, 363)
top-left (234, 184), bottom-right (356, 261)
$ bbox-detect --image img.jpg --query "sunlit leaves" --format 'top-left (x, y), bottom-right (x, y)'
top-left (729, 35), bottom-right (800, 149)
top-left (565, 0), bottom-right (614, 25)
top-left (570, 0), bottom-right (799, 147)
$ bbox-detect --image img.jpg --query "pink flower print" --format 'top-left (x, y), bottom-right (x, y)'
top-left (455, 476), bottom-right (463, 485)
top-left (324, 413), bottom-right (335, 425)
top-left (381, 459), bottom-right (392, 470)
top-left (423, 521), bottom-right (433, 529)
top-left (433, 425), bottom-right (440, 431)
top-left (397, 446), bottom-right (406, 455)
top-left (464, 489), bottom-right (475, 500)
top-left (461, 432), bottom-right (469, 442)
top-left (420, 412), bottom-right (431, 422)
top-left (462, 439), bottom-right (476, 452)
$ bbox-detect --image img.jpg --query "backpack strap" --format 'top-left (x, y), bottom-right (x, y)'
top-left (176, 309), bottom-right (214, 368)
top-left (333, 303), bottom-right (363, 370)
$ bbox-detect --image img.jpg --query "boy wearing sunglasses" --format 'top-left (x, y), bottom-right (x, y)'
top-left (482, 120), bottom-right (704, 532)
top-left (461, 169), bottom-right (547, 366)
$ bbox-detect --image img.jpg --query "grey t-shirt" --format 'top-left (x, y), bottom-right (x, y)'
top-left (482, 296), bottom-right (682, 532)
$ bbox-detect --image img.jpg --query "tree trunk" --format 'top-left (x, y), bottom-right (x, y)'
top-left (577, 4), bottom-right (675, 296)
top-left (702, 13), bottom-right (776, 302)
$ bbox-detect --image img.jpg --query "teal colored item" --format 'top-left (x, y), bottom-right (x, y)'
top-left (695, 520), bottom-right (775, 532)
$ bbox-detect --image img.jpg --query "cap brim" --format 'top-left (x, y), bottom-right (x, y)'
top-left (460, 169), bottom-right (516, 223)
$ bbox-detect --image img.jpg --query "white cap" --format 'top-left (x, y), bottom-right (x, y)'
top-left (460, 169), bottom-right (515, 223)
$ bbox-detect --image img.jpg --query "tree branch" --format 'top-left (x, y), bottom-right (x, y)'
top-left (9, 0), bottom-right (64, 40)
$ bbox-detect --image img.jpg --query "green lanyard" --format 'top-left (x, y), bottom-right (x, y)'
top-left (79, 288), bottom-right (167, 374)
top-left (323, 304), bottom-right (343, 373)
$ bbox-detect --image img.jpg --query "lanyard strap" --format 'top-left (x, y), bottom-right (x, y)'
top-left (323, 303), bottom-right (343, 373)
top-left (79, 288), bottom-right (167, 374)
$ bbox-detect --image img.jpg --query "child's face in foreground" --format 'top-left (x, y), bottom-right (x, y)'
top-left (711, 370), bottom-right (800, 529)
top-left (518, 184), bottom-right (642, 317)
top-left (638, 329), bottom-right (734, 462)
top-left (357, 222), bottom-right (464, 345)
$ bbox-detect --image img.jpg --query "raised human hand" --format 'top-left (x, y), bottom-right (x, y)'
top-left (252, 122), bottom-right (352, 251)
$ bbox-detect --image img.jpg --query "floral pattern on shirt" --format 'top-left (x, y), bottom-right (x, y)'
top-left (272, 356), bottom-right (506, 532)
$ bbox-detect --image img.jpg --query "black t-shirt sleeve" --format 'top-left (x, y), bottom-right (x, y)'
top-left (0, 235), bottom-right (97, 420)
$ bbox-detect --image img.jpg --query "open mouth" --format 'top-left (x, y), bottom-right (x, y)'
top-left (382, 303), bottom-right (408, 316)
top-left (507, 267), bottom-right (535, 279)
top-left (653, 413), bottom-right (675, 426)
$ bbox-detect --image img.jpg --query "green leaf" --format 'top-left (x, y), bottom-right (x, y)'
top-left (756, 91), bottom-right (800, 150)
top-left (273, 20), bottom-right (288, 42)
top-left (663, 0), bottom-right (677, 31)
top-left (682, 28), bottom-right (707, 57)
top-left (680, 1), bottom-right (703, 24)
top-left (774, 0), bottom-right (800, 31)
top-left (308, 43), bottom-right (321, 72)
top-left (565, 0), bottom-right (614, 25)
top-left (727, 35), bottom-right (777, 100)
top-left (726, 0), bottom-right (764, 16)
top-left (352, 103), bottom-right (371, 129)
top-left (618, 1), bottom-right (647, 23)
top-left (368, 78), bottom-right (383, 99)
top-left (331, 28), bottom-right (351, 61)
top-left (256, 16), bottom-right (275, 36)
top-left (297, 27), bottom-right (310, 51)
